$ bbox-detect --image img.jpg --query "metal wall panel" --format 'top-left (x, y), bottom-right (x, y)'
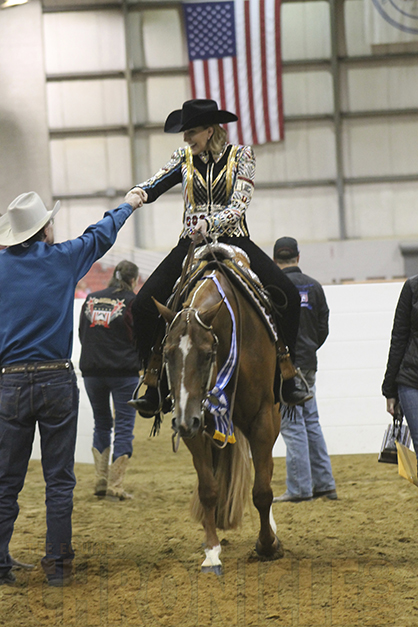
top-left (47, 79), bottom-right (129, 128)
top-left (283, 71), bottom-right (334, 115)
top-left (344, 0), bottom-right (372, 57)
top-left (146, 132), bottom-right (188, 178)
top-left (142, 8), bottom-right (185, 67)
top-left (250, 186), bottom-right (340, 244)
top-left (43, 11), bottom-right (125, 74)
top-left (50, 136), bottom-right (131, 194)
top-left (0, 1), bottom-right (52, 209)
top-left (19, 0), bottom-right (418, 281)
top-left (346, 181), bottom-right (418, 238)
top-left (343, 118), bottom-right (418, 178)
top-left (346, 64), bottom-right (418, 111)
top-left (54, 197), bottom-right (135, 249)
top-left (281, 1), bottom-right (331, 60)
top-left (146, 75), bottom-right (190, 123)
top-left (255, 123), bottom-right (337, 182)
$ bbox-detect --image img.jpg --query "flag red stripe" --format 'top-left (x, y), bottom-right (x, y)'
top-left (259, 0), bottom-right (271, 142)
top-left (203, 61), bottom-right (211, 98)
top-left (275, 0), bottom-right (284, 139)
top-left (232, 56), bottom-right (244, 145)
top-left (218, 58), bottom-right (226, 110)
top-left (189, 61), bottom-right (197, 99)
top-left (244, 0), bottom-right (258, 145)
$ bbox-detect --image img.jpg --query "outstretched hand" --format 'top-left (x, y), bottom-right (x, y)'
top-left (124, 188), bottom-right (148, 210)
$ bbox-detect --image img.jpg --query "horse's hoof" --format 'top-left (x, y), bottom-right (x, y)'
top-left (255, 535), bottom-right (284, 560)
top-left (201, 565), bottom-right (223, 576)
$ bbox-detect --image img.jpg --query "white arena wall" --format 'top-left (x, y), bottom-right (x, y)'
top-left (30, 280), bottom-right (409, 464)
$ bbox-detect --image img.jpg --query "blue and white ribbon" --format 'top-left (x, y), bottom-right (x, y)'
top-left (203, 273), bottom-right (237, 443)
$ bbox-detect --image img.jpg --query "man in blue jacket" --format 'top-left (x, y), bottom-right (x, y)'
top-left (0, 189), bottom-right (143, 586)
top-left (272, 237), bottom-right (337, 503)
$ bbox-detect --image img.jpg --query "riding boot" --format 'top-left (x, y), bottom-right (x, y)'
top-left (92, 446), bottom-right (110, 496)
top-left (279, 370), bottom-right (313, 407)
top-left (134, 386), bottom-right (160, 418)
top-left (131, 372), bottom-right (171, 418)
top-left (274, 339), bottom-right (312, 407)
top-left (106, 455), bottom-right (133, 501)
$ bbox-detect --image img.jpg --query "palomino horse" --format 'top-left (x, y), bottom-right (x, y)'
top-left (154, 248), bottom-right (283, 573)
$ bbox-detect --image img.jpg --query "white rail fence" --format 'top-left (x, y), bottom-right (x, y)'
top-left (30, 280), bottom-right (406, 464)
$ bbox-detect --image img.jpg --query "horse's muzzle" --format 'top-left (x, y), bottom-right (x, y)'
top-left (171, 415), bottom-right (201, 439)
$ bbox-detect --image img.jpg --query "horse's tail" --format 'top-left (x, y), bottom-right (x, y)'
top-left (190, 427), bottom-right (251, 530)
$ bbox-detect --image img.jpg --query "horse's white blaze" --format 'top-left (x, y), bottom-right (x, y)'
top-left (201, 544), bottom-right (222, 567)
top-left (269, 506), bottom-right (277, 534)
top-left (178, 333), bottom-right (192, 419)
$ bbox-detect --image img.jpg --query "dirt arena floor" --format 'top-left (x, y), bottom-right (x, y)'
top-left (1, 417), bottom-right (418, 627)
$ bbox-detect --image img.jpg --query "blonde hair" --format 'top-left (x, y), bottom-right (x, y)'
top-left (206, 124), bottom-right (228, 155)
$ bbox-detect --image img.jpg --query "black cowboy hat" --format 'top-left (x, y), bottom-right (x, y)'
top-left (164, 99), bottom-right (238, 133)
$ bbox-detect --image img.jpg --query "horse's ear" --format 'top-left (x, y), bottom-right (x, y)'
top-left (152, 297), bottom-right (176, 325)
top-left (200, 299), bottom-right (224, 327)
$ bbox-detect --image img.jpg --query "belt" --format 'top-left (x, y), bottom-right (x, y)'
top-left (1, 360), bottom-right (72, 375)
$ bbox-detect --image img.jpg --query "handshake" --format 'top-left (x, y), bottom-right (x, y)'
top-left (124, 187), bottom-right (148, 211)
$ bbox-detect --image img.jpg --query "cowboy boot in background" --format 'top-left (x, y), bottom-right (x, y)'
top-left (92, 447), bottom-right (110, 497)
top-left (106, 455), bottom-right (133, 501)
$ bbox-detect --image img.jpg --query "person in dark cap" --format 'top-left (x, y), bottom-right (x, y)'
top-left (273, 236), bottom-right (337, 503)
top-left (128, 99), bottom-right (311, 417)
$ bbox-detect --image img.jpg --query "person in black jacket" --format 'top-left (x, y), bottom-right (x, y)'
top-left (382, 275), bottom-right (418, 465)
top-left (272, 237), bottom-right (337, 503)
top-left (79, 260), bottom-right (140, 501)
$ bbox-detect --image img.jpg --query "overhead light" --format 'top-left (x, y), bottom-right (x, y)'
top-left (1, 0), bottom-right (29, 8)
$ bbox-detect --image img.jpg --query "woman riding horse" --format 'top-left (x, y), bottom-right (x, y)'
top-left (130, 99), bottom-right (310, 416)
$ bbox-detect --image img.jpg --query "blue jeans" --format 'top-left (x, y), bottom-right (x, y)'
top-left (398, 385), bottom-right (418, 462)
top-left (83, 376), bottom-right (138, 460)
top-left (0, 367), bottom-right (79, 578)
top-left (280, 372), bottom-right (335, 498)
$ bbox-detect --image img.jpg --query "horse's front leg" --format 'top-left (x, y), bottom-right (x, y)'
top-left (184, 433), bottom-right (222, 574)
top-left (248, 405), bottom-right (283, 559)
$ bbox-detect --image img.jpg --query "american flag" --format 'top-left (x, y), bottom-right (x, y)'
top-left (183, 0), bottom-right (284, 146)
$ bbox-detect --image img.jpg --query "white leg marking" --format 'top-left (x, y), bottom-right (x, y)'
top-left (269, 506), bottom-right (277, 534)
top-left (201, 544), bottom-right (222, 568)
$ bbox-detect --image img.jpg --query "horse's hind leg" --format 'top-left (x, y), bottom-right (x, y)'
top-left (248, 406), bottom-right (283, 559)
top-left (184, 434), bottom-right (222, 574)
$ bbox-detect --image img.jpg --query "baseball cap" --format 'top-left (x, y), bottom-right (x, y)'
top-left (273, 236), bottom-right (299, 260)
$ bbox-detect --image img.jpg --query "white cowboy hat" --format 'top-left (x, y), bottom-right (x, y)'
top-left (0, 192), bottom-right (61, 246)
